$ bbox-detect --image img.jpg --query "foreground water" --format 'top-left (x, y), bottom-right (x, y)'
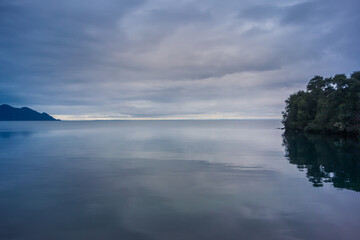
top-left (0, 120), bottom-right (359, 240)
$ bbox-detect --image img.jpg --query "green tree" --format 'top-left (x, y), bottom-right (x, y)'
top-left (283, 71), bottom-right (360, 136)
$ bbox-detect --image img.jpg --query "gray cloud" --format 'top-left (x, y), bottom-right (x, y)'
top-left (1, 0), bottom-right (359, 119)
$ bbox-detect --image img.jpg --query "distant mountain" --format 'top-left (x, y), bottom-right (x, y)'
top-left (0, 104), bottom-right (58, 121)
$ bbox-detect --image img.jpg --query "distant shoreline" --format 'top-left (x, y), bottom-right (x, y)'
top-left (0, 104), bottom-right (59, 121)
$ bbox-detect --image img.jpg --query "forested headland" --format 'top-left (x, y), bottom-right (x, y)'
top-left (0, 104), bottom-right (58, 121)
top-left (282, 71), bottom-right (360, 136)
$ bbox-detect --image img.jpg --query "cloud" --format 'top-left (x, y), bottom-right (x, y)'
top-left (1, 0), bottom-right (359, 119)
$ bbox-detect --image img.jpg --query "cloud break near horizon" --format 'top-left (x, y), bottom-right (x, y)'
top-left (1, 0), bottom-right (359, 120)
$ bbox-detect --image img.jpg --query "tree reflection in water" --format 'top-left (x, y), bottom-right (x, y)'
top-left (282, 131), bottom-right (360, 192)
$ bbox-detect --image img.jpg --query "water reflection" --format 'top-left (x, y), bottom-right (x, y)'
top-left (0, 131), bottom-right (32, 139)
top-left (283, 131), bottom-right (360, 191)
top-left (1, 121), bottom-right (359, 239)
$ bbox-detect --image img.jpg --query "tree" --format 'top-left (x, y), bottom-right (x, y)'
top-left (283, 71), bottom-right (360, 136)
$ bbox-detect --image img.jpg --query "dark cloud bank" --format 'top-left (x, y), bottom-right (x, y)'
top-left (1, 0), bottom-right (359, 119)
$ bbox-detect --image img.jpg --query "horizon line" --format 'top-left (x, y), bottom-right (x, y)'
top-left (54, 118), bottom-right (282, 121)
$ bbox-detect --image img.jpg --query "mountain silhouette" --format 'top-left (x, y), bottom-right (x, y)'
top-left (0, 104), bottom-right (58, 121)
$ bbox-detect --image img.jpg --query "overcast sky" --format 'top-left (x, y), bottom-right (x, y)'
top-left (1, 0), bottom-right (359, 120)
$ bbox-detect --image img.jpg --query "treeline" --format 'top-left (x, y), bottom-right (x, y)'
top-left (282, 71), bottom-right (360, 136)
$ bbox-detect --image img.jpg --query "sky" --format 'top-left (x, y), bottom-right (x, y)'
top-left (1, 0), bottom-right (359, 120)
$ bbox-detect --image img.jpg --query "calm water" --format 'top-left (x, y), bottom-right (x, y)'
top-left (0, 120), bottom-right (359, 240)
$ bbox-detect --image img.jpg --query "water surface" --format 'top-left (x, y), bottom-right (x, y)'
top-left (0, 120), bottom-right (359, 239)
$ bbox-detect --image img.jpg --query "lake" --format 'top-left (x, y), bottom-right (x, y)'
top-left (0, 120), bottom-right (359, 239)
